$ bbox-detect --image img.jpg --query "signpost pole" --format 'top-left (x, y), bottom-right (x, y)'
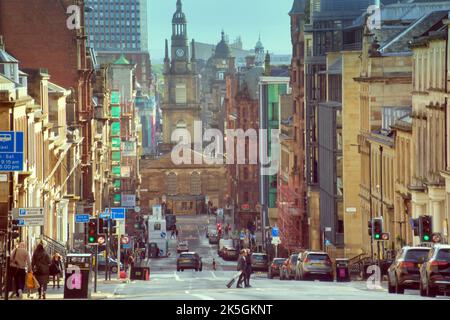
top-left (117, 221), bottom-right (121, 281)
top-left (94, 244), bottom-right (98, 293)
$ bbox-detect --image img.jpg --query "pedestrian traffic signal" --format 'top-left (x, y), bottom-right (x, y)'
top-left (98, 218), bottom-right (107, 234)
top-left (11, 219), bottom-right (20, 240)
top-left (111, 220), bottom-right (117, 234)
top-left (88, 219), bottom-right (98, 244)
top-left (372, 218), bottom-right (383, 240)
top-left (419, 215), bottom-right (432, 242)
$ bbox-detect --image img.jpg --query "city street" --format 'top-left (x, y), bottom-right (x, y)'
top-left (25, 215), bottom-right (449, 301)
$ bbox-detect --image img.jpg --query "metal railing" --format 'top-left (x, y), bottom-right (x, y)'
top-left (40, 235), bottom-right (67, 260)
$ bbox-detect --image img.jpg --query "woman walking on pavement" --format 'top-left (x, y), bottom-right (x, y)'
top-left (32, 242), bottom-right (51, 299)
top-left (9, 242), bottom-right (32, 299)
top-left (49, 253), bottom-right (63, 289)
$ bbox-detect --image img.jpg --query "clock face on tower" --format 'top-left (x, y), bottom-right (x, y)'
top-left (176, 48), bottom-right (185, 58)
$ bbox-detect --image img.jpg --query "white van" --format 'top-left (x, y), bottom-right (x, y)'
top-left (218, 239), bottom-right (234, 256)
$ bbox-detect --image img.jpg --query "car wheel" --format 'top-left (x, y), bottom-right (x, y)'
top-left (177, 268), bottom-right (180, 272)
top-left (388, 276), bottom-right (395, 294)
top-left (395, 277), bottom-right (404, 294)
top-left (268, 272), bottom-right (273, 279)
top-left (419, 281), bottom-right (426, 297)
top-left (181, 269), bottom-right (184, 272)
top-left (426, 280), bottom-right (437, 298)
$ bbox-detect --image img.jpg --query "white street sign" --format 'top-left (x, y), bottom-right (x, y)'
top-left (12, 208), bottom-right (44, 218)
top-left (271, 237), bottom-right (281, 245)
top-left (18, 217), bottom-right (45, 227)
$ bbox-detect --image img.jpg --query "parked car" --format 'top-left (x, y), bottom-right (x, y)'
top-left (251, 253), bottom-right (269, 272)
top-left (268, 258), bottom-right (286, 279)
top-left (221, 246), bottom-right (239, 261)
top-left (177, 252), bottom-right (203, 272)
top-left (420, 244), bottom-right (450, 297)
top-left (97, 254), bottom-right (123, 273)
top-left (387, 246), bottom-right (430, 294)
top-left (296, 251), bottom-right (333, 281)
top-left (280, 253), bottom-right (299, 280)
top-left (209, 230), bottom-right (220, 244)
top-left (177, 241), bottom-right (189, 253)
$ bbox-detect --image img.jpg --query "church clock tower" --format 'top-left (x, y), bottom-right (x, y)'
top-left (162, 0), bottom-right (201, 145)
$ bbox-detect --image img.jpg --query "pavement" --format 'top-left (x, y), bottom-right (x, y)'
top-left (6, 214), bottom-right (450, 300)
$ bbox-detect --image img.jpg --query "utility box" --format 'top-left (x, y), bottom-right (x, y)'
top-left (335, 258), bottom-right (350, 282)
top-left (64, 254), bottom-right (93, 299)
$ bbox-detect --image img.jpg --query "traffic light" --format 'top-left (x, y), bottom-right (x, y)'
top-left (98, 218), bottom-right (107, 234)
top-left (372, 217), bottom-right (383, 240)
top-left (111, 220), bottom-right (117, 234)
top-left (419, 215), bottom-right (432, 242)
top-left (412, 218), bottom-right (419, 236)
top-left (11, 219), bottom-right (20, 240)
top-left (87, 219), bottom-right (98, 244)
top-left (368, 220), bottom-right (372, 236)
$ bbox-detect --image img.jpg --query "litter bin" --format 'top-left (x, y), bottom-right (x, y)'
top-left (64, 254), bottom-right (93, 299)
top-left (130, 267), bottom-right (150, 281)
top-left (335, 258), bottom-right (350, 282)
top-left (130, 259), bottom-right (150, 281)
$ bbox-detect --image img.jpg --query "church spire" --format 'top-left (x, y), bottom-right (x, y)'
top-left (191, 39), bottom-right (196, 61)
top-left (176, 0), bottom-right (182, 11)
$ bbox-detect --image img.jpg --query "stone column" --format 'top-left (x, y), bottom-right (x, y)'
top-left (431, 200), bottom-right (443, 234)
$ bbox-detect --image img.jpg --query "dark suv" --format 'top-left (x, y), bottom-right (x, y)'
top-left (177, 252), bottom-right (203, 272)
top-left (251, 253), bottom-right (268, 272)
top-left (387, 246), bottom-right (430, 294)
top-left (420, 245), bottom-right (450, 297)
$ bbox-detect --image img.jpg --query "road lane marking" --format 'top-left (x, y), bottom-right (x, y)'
top-left (174, 271), bottom-right (184, 282)
top-left (185, 290), bottom-right (190, 294)
top-left (211, 271), bottom-right (218, 279)
top-left (191, 294), bottom-right (215, 300)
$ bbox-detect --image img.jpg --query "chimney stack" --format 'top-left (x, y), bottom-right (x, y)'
top-left (245, 55), bottom-right (256, 68)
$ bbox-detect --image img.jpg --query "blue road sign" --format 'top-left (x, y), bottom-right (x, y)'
top-left (122, 243), bottom-right (131, 249)
top-left (75, 214), bottom-right (91, 223)
top-left (0, 132), bottom-right (24, 172)
top-left (272, 227), bottom-right (279, 237)
top-left (111, 208), bottom-right (126, 220)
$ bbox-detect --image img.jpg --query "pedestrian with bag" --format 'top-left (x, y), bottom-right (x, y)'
top-left (9, 242), bottom-right (32, 299)
top-left (32, 242), bottom-right (51, 299)
top-left (236, 249), bottom-right (247, 288)
top-left (49, 253), bottom-right (63, 289)
top-left (244, 249), bottom-right (252, 288)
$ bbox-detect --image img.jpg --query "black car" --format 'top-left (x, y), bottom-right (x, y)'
top-left (268, 258), bottom-right (286, 279)
top-left (387, 246), bottom-right (430, 294)
top-left (177, 252), bottom-right (203, 272)
top-left (97, 254), bottom-right (123, 273)
top-left (420, 245), bottom-right (450, 297)
top-left (251, 253), bottom-right (268, 272)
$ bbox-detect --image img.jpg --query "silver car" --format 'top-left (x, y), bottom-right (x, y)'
top-left (296, 251), bottom-right (333, 281)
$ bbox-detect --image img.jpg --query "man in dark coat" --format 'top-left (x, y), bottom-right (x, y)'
top-left (236, 250), bottom-right (246, 288)
top-left (244, 249), bottom-right (252, 288)
top-left (32, 242), bottom-right (51, 299)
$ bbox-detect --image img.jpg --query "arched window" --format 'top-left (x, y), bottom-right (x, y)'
top-left (167, 172), bottom-right (178, 195)
top-left (190, 172), bottom-right (201, 195)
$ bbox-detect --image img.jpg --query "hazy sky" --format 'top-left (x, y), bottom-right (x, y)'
top-left (148, 0), bottom-right (293, 61)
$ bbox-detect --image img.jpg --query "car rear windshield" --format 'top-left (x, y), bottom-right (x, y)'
top-left (404, 249), bottom-right (430, 261)
top-left (308, 254), bottom-right (329, 261)
top-left (180, 254), bottom-right (195, 259)
top-left (253, 255), bottom-right (267, 261)
top-left (273, 259), bottom-right (285, 265)
top-left (437, 249), bottom-right (450, 261)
